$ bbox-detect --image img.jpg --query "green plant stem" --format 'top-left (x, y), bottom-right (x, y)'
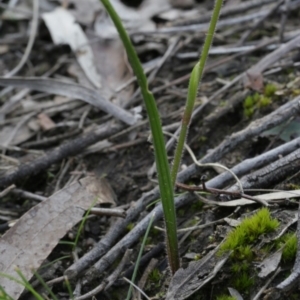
top-left (100, 0), bottom-right (179, 273)
top-left (64, 277), bottom-right (74, 300)
top-left (0, 285), bottom-right (14, 300)
top-left (126, 213), bottom-right (155, 300)
top-left (73, 198), bottom-right (97, 252)
top-left (32, 271), bottom-right (59, 300)
top-left (171, 0), bottom-right (224, 186)
top-left (0, 269), bottom-right (65, 300)
top-left (15, 269), bottom-right (44, 300)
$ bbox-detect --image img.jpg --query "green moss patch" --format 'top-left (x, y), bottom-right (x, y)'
top-left (217, 208), bottom-right (279, 294)
top-left (280, 233), bottom-right (297, 262)
top-left (220, 208), bottom-right (279, 255)
top-left (243, 83), bottom-right (278, 117)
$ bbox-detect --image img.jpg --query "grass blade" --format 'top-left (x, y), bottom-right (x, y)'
top-left (126, 213), bottom-right (155, 300)
top-left (100, 0), bottom-right (179, 273)
top-left (171, 0), bottom-right (224, 185)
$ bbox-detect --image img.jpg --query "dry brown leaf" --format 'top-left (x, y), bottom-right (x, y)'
top-left (0, 176), bottom-right (116, 299)
top-left (37, 113), bottom-right (56, 131)
top-left (243, 70), bottom-right (264, 92)
top-left (0, 45), bottom-right (9, 55)
top-left (90, 38), bottom-right (134, 107)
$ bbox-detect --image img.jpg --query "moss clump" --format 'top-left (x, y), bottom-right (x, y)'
top-left (264, 83), bottom-right (277, 97)
top-left (260, 243), bottom-right (274, 256)
top-left (257, 96), bottom-right (272, 108)
top-left (281, 233), bottom-right (297, 262)
top-left (243, 96), bottom-right (254, 108)
top-left (177, 209), bottom-right (185, 217)
top-left (233, 272), bottom-right (254, 291)
top-left (243, 84), bottom-right (277, 117)
top-left (191, 201), bottom-right (204, 211)
top-left (218, 209), bottom-right (279, 295)
top-left (285, 183), bottom-right (300, 190)
top-left (234, 245), bottom-right (253, 261)
top-left (126, 222), bottom-right (135, 231)
top-left (198, 136), bottom-right (207, 143)
top-left (150, 226), bottom-right (161, 237)
top-left (243, 93), bottom-right (259, 118)
top-left (148, 268), bottom-right (162, 284)
top-left (216, 295), bottom-right (236, 300)
top-left (208, 235), bottom-right (216, 243)
top-left (185, 217), bottom-right (200, 227)
top-left (219, 100), bottom-right (227, 107)
top-left (231, 261), bottom-right (250, 273)
top-left (193, 254), bottom-right (201, 261)
top-left (219, 208), bottom-right (279, 256)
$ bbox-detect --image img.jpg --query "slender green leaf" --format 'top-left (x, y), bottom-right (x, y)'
top-left (171, 0), bottom-right (224, 185)
top-left (126, 213), bottom-right (155, 300)
top-left (32, 271), bottom-right (58, 300)
top-left (100, 0), bottom-right (179, 273)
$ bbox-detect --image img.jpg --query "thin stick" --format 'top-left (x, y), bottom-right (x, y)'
top-left (176, 182), bottom-right (268, 206)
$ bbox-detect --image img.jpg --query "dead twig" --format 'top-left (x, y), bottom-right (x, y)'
top-left (122, 242), bottom-right (164, 282)
top-left (105, 249), bottom-right (133, 290)
top-left (136, 258), bottom-right (158, 300)
top-left (90, 207), bottom-right (126, 218)
top-left (11, 188), bottom-right (47, 202)
top-left (74, 249), bottom-right (133, 300)
top-left (65, 193), bottom-right (195, 280)
top-left (0, 184), bottom-right (15, 198)
top-left (22, 129), bottom-right (82, 149)
top-left (207, 136), bottom-right (300, 189)
top-left (0, 121), bottom-right (123, 188)
top-left (228, 147), bottom-right (300, 191)
top-left (175, 182), bottom-right (268, 206)
top-left (279, 0), bottom-right (291, 42)
top-left (174, 0), bottom-right (277, 25)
